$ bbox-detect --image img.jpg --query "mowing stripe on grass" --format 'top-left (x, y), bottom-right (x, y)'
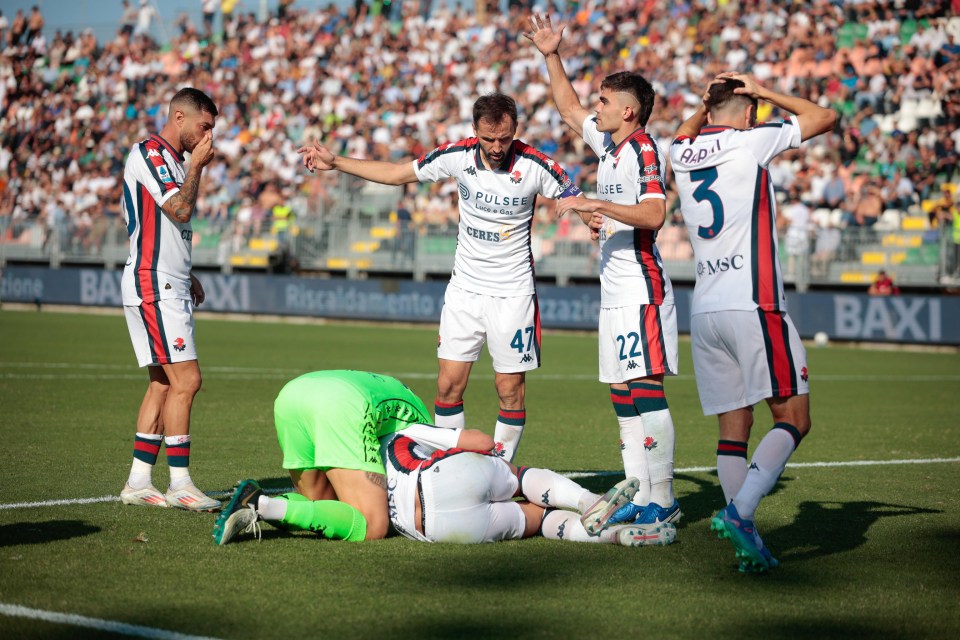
top-left (2, 457), bottom-right (957, 511)
top-left (0, 603), bottom-right (221, 640)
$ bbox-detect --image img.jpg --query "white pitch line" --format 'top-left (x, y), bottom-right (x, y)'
top-left (2, 457), bottom-right (957, 511)
top-left (0, 603), bottom-right (222, 640)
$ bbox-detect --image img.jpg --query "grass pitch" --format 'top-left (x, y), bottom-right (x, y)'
top-left (1, 308), bottom-right (958, 639)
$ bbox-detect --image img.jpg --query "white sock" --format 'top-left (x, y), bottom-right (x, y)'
top-left (540, 509), bottom-right (610, 544)
top-left (717, 440), bottom-right (749, 504)
top-left (734, 427), bottom-right (798, 520)
top-left (433, 400), bottom-right (465, 429)
top-left (618, 415), bottom-right (650, 506)
top-left (258, 495), bottom-right (287, 521)
top-left (127, 432), bottom-right (162, 489)
top-left (640, 408), bottom-right (676, 507)
top-left (518, 467), bottom-right (592, 511)
top-left (493, 422), bottom-right (523, 462)
top-left (165, 434), bottom-right (192, 491)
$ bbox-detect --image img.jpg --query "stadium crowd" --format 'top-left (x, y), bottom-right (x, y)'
top-left (0, 0), bottom-right (958, 276)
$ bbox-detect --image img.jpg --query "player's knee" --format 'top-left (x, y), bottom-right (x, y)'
top-left (362, 509), bottom-right (390, 540)
top-left (174, 369), bottom-right (202, 396)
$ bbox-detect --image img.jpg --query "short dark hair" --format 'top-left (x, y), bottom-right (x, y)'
top-left (600, 72), bottom-right (655, 127)
top-left (705, 79), bottom-right (757, 117)
top-left (170, 87), bottom-right (219, 117)
top-left (472, 93), bottom-right (517, 127)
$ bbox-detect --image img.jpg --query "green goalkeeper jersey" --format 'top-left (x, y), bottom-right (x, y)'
top-left (273, 370), bottom-right (431, 474)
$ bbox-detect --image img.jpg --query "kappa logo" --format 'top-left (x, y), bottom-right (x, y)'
top-left (639, 143), bottom-right (655, 153)
top-left (465, 165), bottom-right (477, 176)
top-left (643, 436), bottom-right (657, 451)
top-left (626, 360), bottom-right (639, 370)
top-left (541, 489), bottom-right (551, 505)
top-left (557, 520), bottom-right (566, 540)
top-left (509, 170), bottom-right (523, 184)
top-left (520, 353), bottom-right (533, 363)
top-left (147, 148), bottom-right (161, 158)
top-left (749, 462), bottom-right (759, 471)
top-left (800, 366), bottom-right (808, 382)
top-left (172, 337), bottom-right (186, 352)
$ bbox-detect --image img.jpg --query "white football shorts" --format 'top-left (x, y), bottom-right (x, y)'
top-left (691, 309), bottom-right (809, 416)
top-left (598, 302), bottom-right (679, 383)
top-left (437, 283), bottom-right (541, 373)
top-left (419, 451), bottom-right (527, 544)
top-left (124, 299), bottom-right (197, 367)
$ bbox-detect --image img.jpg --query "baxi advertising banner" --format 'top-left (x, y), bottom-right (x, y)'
top-left (1, 266), bottom-right (957, 345)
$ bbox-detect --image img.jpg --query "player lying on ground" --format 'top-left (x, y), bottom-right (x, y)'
top-left (212, 371), bottom-right (675, 546)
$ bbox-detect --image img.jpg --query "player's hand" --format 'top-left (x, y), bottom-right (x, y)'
top-left (190, 273), bottom-right (205, 307)
top-left (717, 72), bottom-right (764, 100)
top-left (703, 76), bottom-right (730, 105)
top-left (296, 139), bottom-right (336, 173)
top-left (191, 132), bottom-right (215, 169)
top-left (522, 13), bottom-right (565, 56)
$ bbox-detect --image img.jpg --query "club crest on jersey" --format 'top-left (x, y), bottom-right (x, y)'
top-left (493, 442), bottom-right (506, 457)
top-left (801, 366), bottom-right (808, 382)
top-left (509, 170), bottom-right (522, 184)
top-left (172, 337), bottom-right (186, 352)
top-left (619, 439), bottom-right (625, 450)
top-left (643, 437), bottom-right (657, 451)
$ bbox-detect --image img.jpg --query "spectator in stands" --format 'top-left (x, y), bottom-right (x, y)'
top-left (392, 197), bottom-right (416, 267)
top-left (811, 221), bottom-right (842, 278)
top-left (7, 9), bottom-right (25, 48)
top-left (25, 6), bottom-right (44, 46)
top-left (868, 270), bottom-right (900, 296)
top-left (120, 0), bottom-right (137, 37)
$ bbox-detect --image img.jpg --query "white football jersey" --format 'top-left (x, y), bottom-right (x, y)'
top-left (670, 116), bottom-right (801, 315)
top-left (581, 116), bottom-right (673, 308)
top-left (413, 138), bottom-right (581, 296)
top-left (380, 425), bottom-right (461, 543)
top-left (120, 134), bottom-right (192, 306)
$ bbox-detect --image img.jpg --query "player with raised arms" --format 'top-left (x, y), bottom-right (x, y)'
top-left (670, 73), bottom-right (836, 571)
top-left (296, 94), bottom-right (583, 463)
top-left (525, 14), bottom-right (681, 528)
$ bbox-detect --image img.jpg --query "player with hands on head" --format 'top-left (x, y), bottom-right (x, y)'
top-left (297, 94), bottom-right (583, 464)
top-left (525, 13), bottom-right (682, 529)
top-left (670, 72), bottom-right (836, 572)
top-left (119, 88), bottom-right (220, 512)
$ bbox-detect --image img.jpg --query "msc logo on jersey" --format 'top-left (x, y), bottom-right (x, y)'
top-left (696, 255), bottom-right (744, 277)
top-left (172, 337), bottom-right (186, 352)
top-left (509, 170), bottom-right (522, 184)
top-left (459, 183), bottom-right (470, 200)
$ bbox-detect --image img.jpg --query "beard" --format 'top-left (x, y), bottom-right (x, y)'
top-left (180, 131), bottom-right (201, 153)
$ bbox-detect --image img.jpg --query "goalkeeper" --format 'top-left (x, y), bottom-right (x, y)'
top-left (214, 370), bottom-right (675, 546)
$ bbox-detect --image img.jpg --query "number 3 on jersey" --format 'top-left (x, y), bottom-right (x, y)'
top-left (511, 326), bottom-right (535, 353)
top-left (692, 167), bottom-right (724, 239)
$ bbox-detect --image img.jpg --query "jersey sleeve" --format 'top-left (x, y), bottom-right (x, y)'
top-left (630, 138), bottom-right (667, 202)
top-left (739, 115), bottom-right (802, 167)
top-left (533, 153), bottom-right (582, 199)
top-left (397, 423), bottom-right (462, 451)
top-left (129, 141), bottom-right (181, 207)
top-left (413, 140), bottom-right (465, 183)
top-left (581, 114), bottom-right (608, 158)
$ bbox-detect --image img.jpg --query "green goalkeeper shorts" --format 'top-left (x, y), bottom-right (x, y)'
top-left (273, 370), bottom-right (430, 474)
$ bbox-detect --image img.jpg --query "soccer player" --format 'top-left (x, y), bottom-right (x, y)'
top-left (670, 73), bottom-right (837, 571)
top-left (296, 94), bottom-right (583, 463)
top-left (525, 14), bottom-right (681, 526)
top-left (212, 370), bottom-right (676, 547)
top-left (119, 87), bottom-right (220, 511)
top-left (379, 428), bottom-right (676, 547)
top-left (214, 370), bottom-right (436, 543)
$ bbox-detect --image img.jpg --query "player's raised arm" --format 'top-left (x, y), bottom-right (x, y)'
top-left (720, 72), bottom-right (837, 141)
top-left (297, 139), bottom-right (418, 186)
top-left (523, 13), bottom-right (589, 137)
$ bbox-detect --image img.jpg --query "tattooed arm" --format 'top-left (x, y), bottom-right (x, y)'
top-left (160, 132), bottom-right (214, 223)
